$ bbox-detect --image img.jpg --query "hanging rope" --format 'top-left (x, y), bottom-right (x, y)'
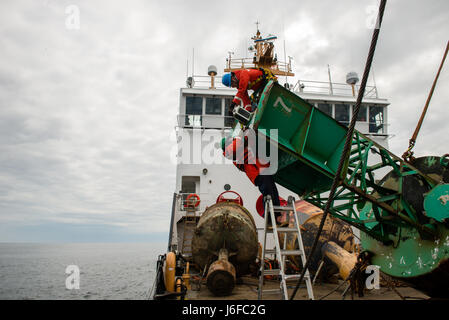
top-left (402, 40), bottom-right (449, 162)
top-left (290, 0), bottom-right (388, 300)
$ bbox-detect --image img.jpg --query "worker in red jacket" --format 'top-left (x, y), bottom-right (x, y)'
top-left (222, 68), bottom-right (277, 116)
top-left (222, 135), bottom-right (281, 223)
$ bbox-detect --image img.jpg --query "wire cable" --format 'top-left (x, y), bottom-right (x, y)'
top-left (290, 0), bottom-right (388, 300)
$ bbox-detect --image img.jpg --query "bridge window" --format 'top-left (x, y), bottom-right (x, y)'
top-left (185, 96), bottom-right (203, 127)
top-left (335, 104), bottom-right (350, 126)
top-left (369, 106), bottom-right (384, 133)
top-left (224, 98), bottom-right (234, 127)
top-left (205, 97), bottom-right (222, 115)
top-left (356, 105), bottom-right (367, 122)
top-left (186, 96), bottom-right (203, 115)
top-left (317, 103), bottom-right (332, 116)
top-left (224, 98), bottom-right (234, 112)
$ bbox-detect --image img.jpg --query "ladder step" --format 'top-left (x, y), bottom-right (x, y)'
top-left (284, 274), bottom-right (310, 281)
top-left (264, 249), bottom-right (277, 255)
top-left (264, 248), bottom-right (305, 256)
top-left (273, 205), bottom-right (294, 212)
top-left (262, 270), bottom-right (310, 281)
top-left (276, 227), bottom-right (298, 232)
top-left (281, 250), bottom-right (304, 256)
top-left (263, 269), bottom-right (280, 276)
top-left (266, 226), bottom-right (296, 233)
top-left (261, 289), bottom-right (282, 294)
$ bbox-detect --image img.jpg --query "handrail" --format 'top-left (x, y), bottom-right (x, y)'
top-left (177, 114), bottom-right (235, 129)
top-left (226, 57), bottom-right (293, 74)
top-left (176, 192), bottom-right (210, 211)
top-left (176, 113), bottom-right (389, 134)
top-left (186, 75), bottom-right (232, 89)
top-left (294, 79), bottom-right (380, 99)
top-left (167, 192), bottom-right (177, 252)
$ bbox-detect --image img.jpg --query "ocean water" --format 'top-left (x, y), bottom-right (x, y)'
top-left (0, 242), bottom-right (166, 300)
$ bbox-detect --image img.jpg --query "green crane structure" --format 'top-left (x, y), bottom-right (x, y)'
top-left (229, 80), bottom-right (449, 298)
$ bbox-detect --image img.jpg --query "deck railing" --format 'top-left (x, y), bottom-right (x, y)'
top-left (185, 75), bottom-right (230, 89)
top-left (177, 114), bottom-right (235, 129)
top-left (225, 58), bottom-right (293, 75)
top-left (293, 79), bottom-right (379, 99)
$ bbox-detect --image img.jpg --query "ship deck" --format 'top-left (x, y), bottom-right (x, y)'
top-left (185, 276), bottom-right (429, 300)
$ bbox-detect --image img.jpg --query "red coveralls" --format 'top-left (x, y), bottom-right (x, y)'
top-left (223, 135), bottom-right (281, 218)
top-left (223, 136), bottom-right (265, 184)
top-left (232, 69), bottom-right (266, 111)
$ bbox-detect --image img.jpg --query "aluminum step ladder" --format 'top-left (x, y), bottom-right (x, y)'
top-left (257, 195), bottom-right (314, 300)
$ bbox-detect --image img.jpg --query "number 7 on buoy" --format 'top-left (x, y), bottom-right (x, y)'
top-left (274, 96), bottom-right (292, 114)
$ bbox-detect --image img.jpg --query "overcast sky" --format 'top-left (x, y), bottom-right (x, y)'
top-left (0, 0), bottom-right (448, 242)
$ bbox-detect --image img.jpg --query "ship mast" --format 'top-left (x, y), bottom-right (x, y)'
top-left (224, 25), bottom-right (294, 77)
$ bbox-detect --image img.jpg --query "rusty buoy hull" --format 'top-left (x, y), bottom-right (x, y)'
top-left (192, 201), bottom-right (259, 277)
